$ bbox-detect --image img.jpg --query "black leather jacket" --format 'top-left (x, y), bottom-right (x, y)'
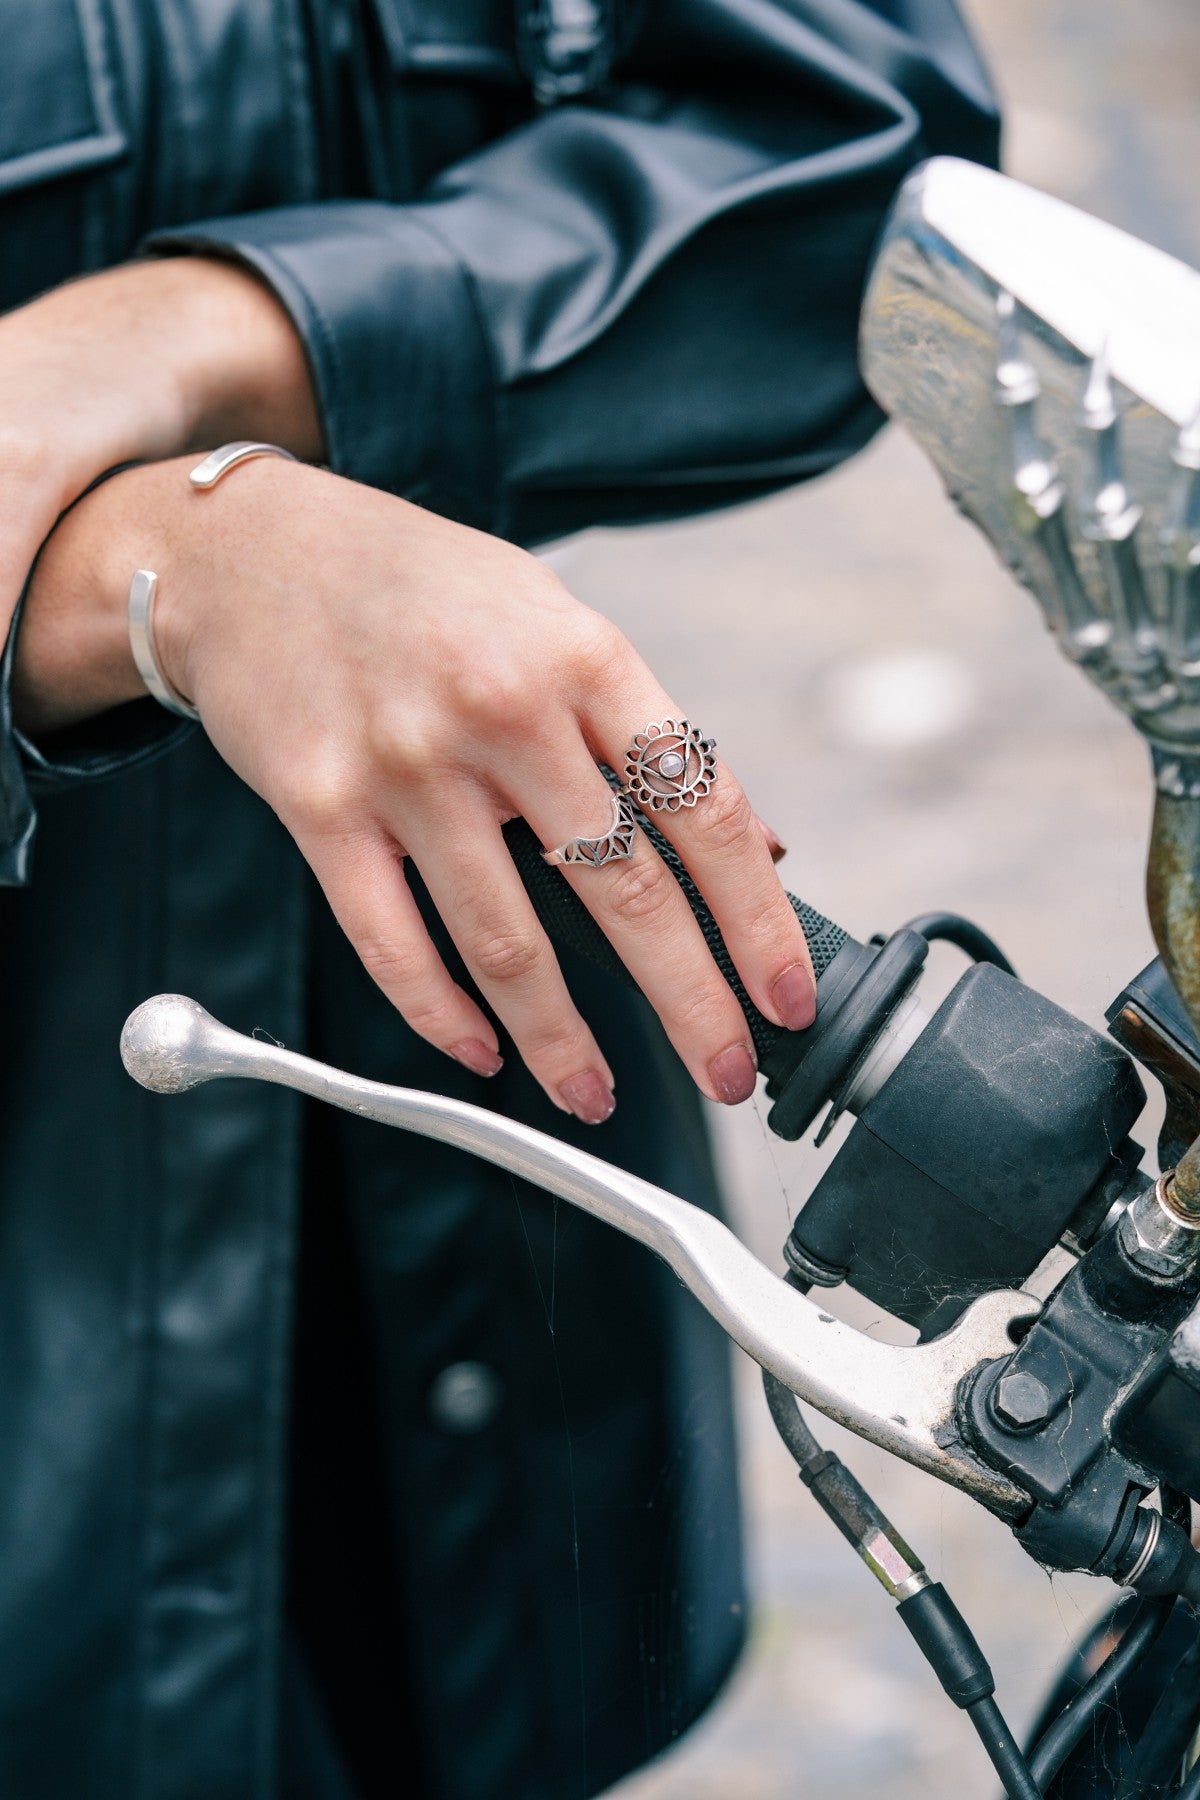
top-left (0, 4), bottom-right (997, 1796)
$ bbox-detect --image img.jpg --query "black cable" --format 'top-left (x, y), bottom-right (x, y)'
top-left (967, 1696), bottom-right (1043, 1800)
top-left (901, 911), bottom-right (1017, 977)
top-left (1114, 1616), bottom-right (1200, 1799)
top-left (762, 1366), bottom-right (1042, 1799)
top-left (1028, 1595), bottom-right (1177, 1791)
top-left (762, 1364), bottom-right (823, 1466)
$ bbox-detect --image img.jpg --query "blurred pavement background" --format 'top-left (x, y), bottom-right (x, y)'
top-left (549, 3), bottom-right (1200, 1795)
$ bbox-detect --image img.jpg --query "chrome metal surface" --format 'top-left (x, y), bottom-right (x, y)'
top-left (121, 994), bottom-right (1036, 1516)
top-left (862, 157), bottom-right (1200, 755)
top-left (127, 568), bottom-right (200, 722)
top-left (188, 440), bottom-right (297, 490)
top-left (1124, 1507), bottom-right (1162, 1587)
top-left (622, 719), bottom-right (717, 811)
top-left (1118, 1171), bottom-right (1200, 1276)
top-left (541, 792), bottom-right (637, 867)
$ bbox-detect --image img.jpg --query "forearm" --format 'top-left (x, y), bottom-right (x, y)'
top-left (0, 257), bottom-right (323, 737)
top-left (0, 258), bottom-right (323, 491)
top-left (12, 458), bottom-right (188, 737)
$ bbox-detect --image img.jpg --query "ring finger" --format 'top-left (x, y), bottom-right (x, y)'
top-left (590, 700), bottom-right (816, 1033)
top-left (513, 754), bottom-right (761, 1105)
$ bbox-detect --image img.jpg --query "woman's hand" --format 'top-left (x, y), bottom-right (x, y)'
top-left (14, 458), bottom-right (815, 1121)
top-left (0, 257), bottom-right (321, 638)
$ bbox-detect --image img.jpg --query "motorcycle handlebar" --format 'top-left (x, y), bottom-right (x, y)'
top-left (501, 815), bottom-right (850, 1064)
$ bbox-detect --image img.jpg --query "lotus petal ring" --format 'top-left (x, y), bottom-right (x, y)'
top-left (622, 719), bottom-right (716, 812)
top-left (542, 793), bottom-right (638, 867)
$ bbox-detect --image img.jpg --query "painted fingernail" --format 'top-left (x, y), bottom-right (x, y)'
top-left (560, 1071), bottom-right (616, 1125)
top-left (772, 963), bottom-right (817, 1032)
top-left (758, 817), bottom-right (788, 863)
top-left (451, 1039), bottom-right (504, 1078)
top-left (709, 1043), bottom-right (757, 1105)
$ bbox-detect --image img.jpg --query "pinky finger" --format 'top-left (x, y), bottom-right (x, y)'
top-left (302, 828), bottom-right (504, 1078)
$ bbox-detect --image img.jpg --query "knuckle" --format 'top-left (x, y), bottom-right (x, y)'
top-left (671, 978), bottom-right (744, 1042)
top-left (400, 995), bottom-right (458, 1043)
top-left (603, 854), bottom-right (676, 928)
top-left (452, 659), bottom-right (537, 738)
top-left (690, 780), bottom-right (754, 854)
top-left (367, 708), bottom-right (445, 782)
top-left (283, 750), bottom-right (359, 838)
top-left (473, 927), bottom-right (544, 987)
top-left (570, 612), bottom-right (631, 694)
top-left (356, 934), bottom-right (427, 996)
top-left (518, 1020), bottom-right (592, 1067)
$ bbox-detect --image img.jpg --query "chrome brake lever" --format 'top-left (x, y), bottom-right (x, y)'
top-left (121, 995), bottom-right (1036, 1517)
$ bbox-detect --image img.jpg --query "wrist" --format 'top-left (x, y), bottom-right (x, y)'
top-left (10, 461), bottom-right (184, 737)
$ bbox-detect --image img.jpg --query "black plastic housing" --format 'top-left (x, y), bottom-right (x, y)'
top-left (786, 964), bottom-right (1146, 1331)
top-left (1114, 1295), bottom-right (1200, 1501)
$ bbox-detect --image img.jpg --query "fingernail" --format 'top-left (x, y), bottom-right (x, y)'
top-left (709, 1043), bottom-right (757, 1105)
top-left (758, 818), bottom-right (788, 864)
top-left (559, 1070), bottom-right (616, 1125)
top-left (451, 1039), bottom-right (504, 1078)
top-left (772, 963), bottom-right (817, 1032)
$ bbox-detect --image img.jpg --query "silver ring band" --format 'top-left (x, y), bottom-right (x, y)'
top-left (622, 718), bottom-right (716, 812)
top-left (542, 793), bottom-right (637, 867)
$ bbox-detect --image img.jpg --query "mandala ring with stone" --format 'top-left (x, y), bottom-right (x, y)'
top-left (542, 793), bottom-right (638, 868)
top-left (622, 719), bottom-right (717, 812)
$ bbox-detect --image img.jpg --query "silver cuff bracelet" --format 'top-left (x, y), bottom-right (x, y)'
top-left (128, 440), bottom-right (297, 721)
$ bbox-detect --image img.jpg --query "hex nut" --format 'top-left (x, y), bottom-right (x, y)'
top-left (994, 1370), bottom-right (1052, 1430)
top-left (1118, 1190), bottom-right (1200, 1278)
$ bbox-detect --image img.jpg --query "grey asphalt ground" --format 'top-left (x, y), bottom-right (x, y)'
top-left (549, 4), bottom-right (1200, 1794)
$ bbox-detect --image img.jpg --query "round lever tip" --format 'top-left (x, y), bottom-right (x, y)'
top-left (121, 994), bottom-right (220, 1093)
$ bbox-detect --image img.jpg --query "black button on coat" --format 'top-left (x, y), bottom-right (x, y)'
top-left (0, 3), bottom-right (998, 1795)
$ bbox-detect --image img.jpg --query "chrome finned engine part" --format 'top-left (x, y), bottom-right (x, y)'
top-left (863, 155), bottom-right (1200, 1050)
top-left (862, 157), bottom-right (1200, 757)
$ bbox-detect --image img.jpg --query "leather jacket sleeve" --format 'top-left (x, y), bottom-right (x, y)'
top-left (148, 0), bottom-right (998, 545)
top-left (0, 0), bottom-right (997, 885)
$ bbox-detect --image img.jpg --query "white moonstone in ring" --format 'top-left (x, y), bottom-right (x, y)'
top-left (622, 719), bottom-right (717, 812)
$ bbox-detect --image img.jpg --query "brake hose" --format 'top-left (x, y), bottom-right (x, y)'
top-left (762, 1356), bottom-right (1041, 1800)
top-left (1113, 1618), bottom-right (1200, 1798)
top-left (1027, 1596), bottom-right (1177, 1791)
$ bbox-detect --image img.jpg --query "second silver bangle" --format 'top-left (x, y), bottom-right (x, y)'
top-left (128, 440), bottom-right (297, 722)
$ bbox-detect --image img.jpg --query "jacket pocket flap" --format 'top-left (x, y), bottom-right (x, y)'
top-left (0, 0), bottom-right (127, 199)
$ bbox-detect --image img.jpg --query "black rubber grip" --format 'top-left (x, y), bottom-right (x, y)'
top-left (502, 814), bottom-right (849, 1071)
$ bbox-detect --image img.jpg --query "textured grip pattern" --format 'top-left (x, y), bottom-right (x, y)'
top-left (503, 816), bottom-right (848, 1065)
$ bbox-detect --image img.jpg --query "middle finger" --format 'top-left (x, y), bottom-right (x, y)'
top-left (513, 753), bottom-right (761, 1105)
